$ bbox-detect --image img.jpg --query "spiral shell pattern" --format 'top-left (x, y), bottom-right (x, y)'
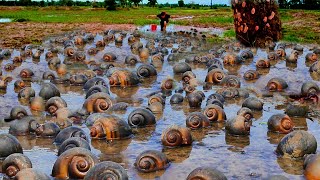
top-left (161, 126), bottom-right (192, 147)
top-left (186, 112), bottom-right (210, 129)
top-left (134, 150), bottom-right (170, 173)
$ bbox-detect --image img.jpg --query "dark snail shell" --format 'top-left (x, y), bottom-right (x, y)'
top-left (69, 74), bottom-right (88, 85)
top-left (73, 51), bottom-right (86, 61)
top-left (242, 97), bottom-right (264, 111)
top-left (9, 116), bottom-right (39, 136)
top-left (187, 91), bottom-right (203, 108)
top-left (45, 51), bottom-right (54, 59)
top-left (203, 104), bottom-right (226, 122)
top-left (83, 92), bottom-right (113, 114)
top-left (90, 115), bottom-right (132, 140)
top-left (152, 53), bottom-right (164, 62)
top-left (223, 53), bottom-right (242, 65)
top-left (268, 52), bottom-right (279, 61)
top-left (109, 69), bottom-right (140, 86)
top-left (226, 115), bottom-right (252, 136)
top-left (256, 59), bottom-right (270, 68)
top-left (205, 69), bottom-right (226, 84)
top-left (134, 150), bottom-right (170, 173)
top-left (54, 126), bottom-right (88, 145)
top-left (131, 41), bottom-right (143, 52)
top-left (125, 55), bottom-right (138, 65)
top-left (305, 53), bottom-right (318, 62)
top-left (182, 71), bottom-right (196, 84)
top-left (108, 102), bottom-right (130, 112)
top-left (48, 57), bottom-right (61, 67)
top-left (18, 87), bottom-right (35, 100)
top-left (206, 99), bottom-right (224, 109)
top-left (0, 134), bottom-right (23, 158)
top-left (148, 101), bottom-right (164, 114)
top-left (309, 61), bottom-right (320, 73)
top-left (206, 58), bottom-right (223, 69)
top-left (161, 78), bottom-right (175, 90)
top-left (96, 40), bottom-right (106, 47)
top-left (87, 47), bottom-right (99, 55)
top-left (45, 96), bottom-right (67, 115)
top-left (39, 83), bottom-right (61, 100)
top-left (85, 85), bottom-right (109, 99)
top-left (128, 108), bottom-right (156, 128)
top-left (43, 71), bottom-right (56, 80)
top-left (285, 104), bottom-right (309, 117)
top-left (170, 93), bottom-right (184, 104)
top-left (83, 77), bottom-right (108, 91)
top-left (237, 107), bottom-right (253, 120)
top-left (186, 112), bottom-right (210, 129)
top-left (58, 137), bottom-right (91, 156)
top-left (268, 114), bottom-right (294, 134)
top-left (173, 62), bottom-right (192, 74)
top-left (276, 130), bottom-right (317, 158)
top-left (186, 167), bottom-right (227, 180)
top-left (207, 93), bottom-right (225, 104)
top-left (267, 78), bottom-right (288, 92)
top-left (2, 153), bottom-right (32, 178)
top-left (220, 75), bottom-right (241, 88)
top-left (84, 161), bottom-right (129, 180)
top-left (102, 52), bottom-right (117, 62)
top-left (161, 126), bottom-right (192, 147)
top-left (13, 56), bottom-right (23, 63)
top-left (32, 50), bottom-right (41, 59)
top-left (19, 68), bottom-right (34, 78)
top-left (136, 64), bottom-right (157, 78)
top-left (148, 94), bottom-right (165, 105)
top-left (35, 122), bottom-right (60, 137)
top-left (6, 106), bottom-right (28, 121)
top-left (83, 69), bottom-right (97, 79)
top-left (243, 70), bottom-right (259, 80)
top-left (52, 147), bottom-right (99, 179)
top-left (301, 81), bottom-right (319, 96)
top-left (304, 154), bottom-right (320, 180)
top-left (239, 50), bottom-right (254, 60)
top-left (128, 36), bottom-right (136, 43)
top-left (15, 168), bottom-right (51, 180)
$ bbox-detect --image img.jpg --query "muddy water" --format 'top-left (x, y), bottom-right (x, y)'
top-left (0, 28), bottom-right (320, 180)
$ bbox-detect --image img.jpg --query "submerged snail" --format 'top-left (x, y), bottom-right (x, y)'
top-left (83, 77), bottom-right (108, 91)
top-left (305, 53), bottom-right (318, 62)
top-left (14, 79), bottom-right (26, 89)
top-left (127, 108), bottom-right (156, 128)
top-left (35, 122), bottom-right (60, 137)
top-left (301, 81), bottom-right (319, 96)
top-left (187, 91), bottom-right (204, 108)
top-left (45, 96), bottom-right (67, 115)
top-left (15, 168), bottom-right (51, 180)
top-left (173, 62), bottom-right (192, 74)
top-left (58, 137), bottom-right (91, 156)
top-left (187, 167), bottom-right (227, 180)
top-left (9, 116), bottom-right (40, 136)
top-left (267, 114), bottom-right (294, 134)
top-left (18, 87), bottom-right (35, 100)
top-left (186, 112), bottom-right (210, 129)
top-left (205, 69), bottom-right (226, 84)
top-left (125, 55), bottom-right (138, 65)
top-left (170, 93), bottom-right (184, 104)
top-left (136, 64), bottom-right (157, 78)
top-left (2, 153), bottom-right (32, 178)
top-left (267, 78), bottom-right (288, 92)
top-left (161, 126), bottom-right (192, 147)
top-left (203, 104), bottom-right (226, 122)
top-left (242, 97), bottom-right (264, 111)
top-left (102, 52), bottom-right (117, 62)
top-left (108, 69), bottom-right (140, 86)
top-left (85, 85), bottom-right (110, 99)
top-left (243, 70), bottom-right (259, 80)
top-left (134, 150), bottom-right (170, 173)
top-left (4, 106), bottom-right (28, 122)
top-left (84, 161), bottom-right (129, 180)
top-left (226, 115), bottom-right (252, 136)
top-left (220, 75), bottom-right (241, 88)
top-left (54, 126), bottom-right (88, 145)
top-left (39, 82), bottom-right (61, 100)
top-left (237, 107), bottom-right (253, 120)
top-left (0, 134), bottom-right (23, 158)
top-left (161, 78), bottom-right (175, 91)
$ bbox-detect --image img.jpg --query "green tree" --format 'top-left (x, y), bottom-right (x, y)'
top-left (148, 0), bottom-right (156, 7)
top-left (105, 0), bottom-right (117, 10)
top-left (129, 0), bottom-right (141, 6)
top-left (178, 0), bottom-right (184, 7)
top-left (118, 0), bottom-right (127, 7)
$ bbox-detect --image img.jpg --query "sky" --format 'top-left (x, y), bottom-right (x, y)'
top-left (141, 0), bottom-right (229, 5)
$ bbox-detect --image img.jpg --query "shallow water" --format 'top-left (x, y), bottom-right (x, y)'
top-left (0, 18), bottom-right (11, 23)
top-left (0, 28), bottom-right (320, 180)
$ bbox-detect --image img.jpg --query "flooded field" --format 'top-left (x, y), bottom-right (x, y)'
top-left (0, 26), bottom-right (320, 180)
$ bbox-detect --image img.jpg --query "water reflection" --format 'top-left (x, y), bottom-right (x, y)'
top-left (277, 157), bottom-right (304, 175)
top-left (163, 146), bottom-right (192, 163)
top-left (225, 133), bottom-right (250, 151)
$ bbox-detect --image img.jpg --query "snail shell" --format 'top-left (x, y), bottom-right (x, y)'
top-left (186, 167), bottom-right (227, 180)
top-left (90, 115), bottom-right (132, 140)
top-left (223, 53), bottom-right (242, 65)
top-left (276, 48), bottom-right (286, 57)
top-left (187, 91), bottom-right (203, 108)
top-left (4, 64), bottom-right (16, 71)
top-left (268, 52), bottom-right (279, 61)
top-left (58, 137), bottom-right (91, 156)
top-left (152, 53), bottom-right (164, 62)
top-left (203, 104), bottom-right (226, 122)
top-left (85, 85), bottom-right (109, 99)
top-left (206, 58), bottom-right (223, 69)
top-left (39, 82), bottom-right (60, 100)
top-left (128, 108), bottom-right (156, 127)
top-left (9, 116), bottom-right (40, 136)
top-left (242, 97), bottom-right (264, 111)
top-left (136, 64), bottom-right (157, 78)
top-left (243, 70), bottom-right (259, 80)
top-left (237, 107), bottom-right (253, 120)
top-left (54, 126), bottom-right (88, 145)
top-left (102, 52), bottom-right (117, 62)
top-left (15, 168), bottom-right (51, 180)
top-left (2, 153), bottom-right (32, 178)
top-left (161, 78), bottom-right (175, 90)
top-left (161, 126), bottom-right (192, 147)
top-left (19, 68), bottom-right (34, 78)
top-left (45, 51), bottom-right (54, 59)
top-left (134, 150), bottom-right (170, 173)
top-left (205, 69), bottom-right (226, 84)
top-left (74, 36), bottom-right (84, 45)
top-left (304, 154), bottom-right (320, 180)
top-left (13, 56), bottom-right (23, 63)
top-left (170, 93), bottom-right (184, 104)
top-left (148, 101), bottom-right (164, 114)
top-left (109, 69), bottom-right (140, 86)
top-left (83, 77), bottom-right (108, 91)
top-left (148, 94), bottom-right (165, 105)
top-left (305, 53), bottom-right (318, 62)
top-left (301, 81), bottom-right (319, 96)
top-left (48, 57), bottom-right (61, 67)
top-left (131, 41), bottom-right (143, 52)
top-left (128, 36), bottom-right (136, 43)
top-left (18, 87), bottom-right (35, 100)
top-left (6, 106), bottom-right (28, 121)
top-left (52, 147), bottom-right (99, 179)
top-left (96, 40), bottom-right (106, 47)
top-left (267, 78), bottom-right (288, 92)
top-left (56, 64), bottom-right (68, 75)
top-left (0, 134), bottom-right (23, 158)
top-left (207, 93), bottom-right (225, 104)
top-left (30, 96), bottom-right (45, 111)
top-left (256, 59), bottom-right (270, 68)
top-left (35, 122), bottom-right (60, 137)
top-left (226, 115), bottom-right (251, 136)
top-left (206, 99), bottom-right (223, 109)
top-left (268, 114), bottom-right (294, 134)
top-left (173, 62), bottom-right (192, 74)
top-left (182, 71), bottom-right (196, 84)
top-left (139, 48), bottom-right (150, 59)
top-left (87, 47), bottom-right (99, 56)
top-left (276, 130), bottom-right (317, 158)
top-left (74, 51), bottom-right (86, 62)
top-left (85, 113), bottom-right (110, 127)
top-left (32, 50), bottom-right (41, 59)
top-left (286, 52), bottom-right (298, 63)
top-left (69, 74), bottom-right (88, 86)
top-left (64, 47), bottom-right (75, 57)
top-left (43, 71), bottom-right (56, 80)
top-left (84, 161), bottom-right (129, 180)
top-left (125, 55), bottom-right (138, 65)
top-left (83, 92), bottom-right (113, 113)
top-left (45, 96), bottom-right (67, 115)
top-left (309, 61), bottom-right (320, 73)
top-left (285, 104), bottom-right (309, 117)
top-left (239, 50), bottom-right (254, 60)
top-left (186, 112), bottom-right (210, 129)
top-left (220, 75), bottom-right (241, 88)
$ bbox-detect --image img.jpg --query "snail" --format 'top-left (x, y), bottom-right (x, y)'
top-left (0, 76), bottom-right (13, 90)
top-left (84, 161), bottom-right (129, 180)
top-left (96, 39), bottom-right (106, 47)
top-left (125, 55), bottom-right (138, 65)
top-left (203, 104), bottom-right (226, 122)
top-left (30, 96), bottom-right (45, 111)
top-left (206, 58), bottom-right (223, 69)
top-left (13, 56), bottom-right (23, 63)
top-left (56, 64), bottom-right (68, 75)
top-left (52, 147), bottom-right (99, 179)
top-left (43, 71), bottom-right (56, 80)
top-left (268, 52), bottom-right (279, 61)
top-left (131, 41), bottom-right (143, 52)
top-left (39, 82), bottom-right (61, 100)
top-left (85, 85), bottom-right (110, 99)
top-left (161, 126), bottom-right (192, 147)
top-left (128, 36), bottom-right (136, 43)
top-left (161, 78), bottom-right (175, 91)
top-left (256, 59), bottom-right (270, 68)
top-left (69, 74), bottom-right (88, 86)
top-left (83, 77), bottom-right (108, 91)
top-left (74, 51), bottom-right (86, 62)
top-left (83, 69), bottom-right (97, 79)
top-left (108, 102), bottom-right (130, 112)
top-left (187, 91), bottom-right (204, 108)
top-left (207, 93), bottom-right (225, 104)
top-left (223, 53), bottom-right (242, 65)
top-left (4, 106), bottom-right (28, 122)
top-left (239, 49), bottom-right (254, 60)
top-left (285, 104), bottom-right (309, 117)
top-left (90, 115), bottom-right (133, 140)
top-left (276, 48), bottom-right (286, 57)
top-left (32, 50), bottom-right (41, 59)
top-left (64, 46), bottom-right (75, 57)
top-left (127, 108), bottom-right (156, 128)
top-left (15, 168), bottom-right (51, 180)
top-left (304, 154), bottom-right (320, 180)
top-left (9, 116), bottom-right (40, 136)
top-left (83, 92), bottom-right (113, 114)
top-left (237, 107), bottom-right (253, 120)
top-left (45, 51), bottom-right (54, 59)
top-left (4, 64), bottom-right (16, 71)
top-left (305, 53), bottom-right (318, 62)
top-left (186, 167), bottom-right (227, 180)
top-left (35, 122), bottom-right (60, 137)
top-left (48, 57), bottom-right (61, 67)
top-left (87, 47), bottom-right (99, 56)
top-left (243, 70), bottom-right (259, 80)
top-left (151, 53), bottom-right (164, 62)
top-left (18, 87), bottom-right (35, 100)
top-left (286, 52), bottom-right (298, 63)
top-left (54, 126), bottom-right (88, 145)
top-left (205, 69), bottom-right (226, 84)
top-left (58, 137), bottom-right (91, 156)
top-left (139, 48), bottom-right (150, 59)
top-left (45, 96), bottom-right (67, 115)
top-left (170, 93), bottom-right (184, 104)
top-left (0, 134), bottom-right (23, 158)
top-left (309, 61), bottom-right (320, 74)
top-left (268, 114), bottom-right (294, 134)
top-left (226, 115), bottom-right (252, 136)
top-left (220, 75), bottom-right (241, 88)
top-left (102, 52), bottom-right (117, 62)
top-left (148, 94), bottom-right (165, 105)
top-left (301, 81), bottom-right (319, 96)
top-left (74, 36), bottom-right (84, 45)
top-left (173, 62), bottom-right (192, 74)
top-left (206, 99), bottom-right (223, 108)
top-left (134, 150), bottom-right (170, 173)
top-left (136, 64), bottom-right (157, 78)
top-left (242, 97), bottom-right (264, 111)
top-left (109, 69), bottom-right (140, 86)
top-left (186, 112), bottom-right (210, 129)
top-left (267, 78), bottom-right (288, 92)
top-left (276, 130), bottom-right (317, 158)
top-left (2, 153), bottom-right (32, 178)
top-left (182, 71), bottom-right (196, 84)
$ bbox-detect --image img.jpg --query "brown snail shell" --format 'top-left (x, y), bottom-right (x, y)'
top-left (125, 55), bottom-right (138, 65)
top-left (4, 64), bottom-right (16, 71)
top-left (58, 137), bottom-right (91, 156)
top-left (276, 130), bottom-right (317, 158)
top-left (242, 97), bottom-right (264, 111)
top-left (69, 74), bottom-right (88, 86)
top-left (268, 114), bottom-right (294, 134)
top-left (64, 47), bottom-right (75, 57)
top-left (54, 126), bottom-right (88, 145)
top-left (306, 53), bottom-right (318, 62)
top-left (151, 53), bottom-right (164, 62)
top-left (184, 84), bottom-right (196, 94)
top-left (45, 96), bottom-right (67, 115)
top-left (128, 108), bottom-right (156, 128)
top-left (304, 154), bottom-right (320, 180)
top-left (74, 36), bottom-right (84, 45)
top-left (74, 51), bottom-right (86, 61)
top-left (186, 112), bottom-right (210, 129)
top-left (13, 56), bottom-right (23, 63)
top-left (226, 115), bottom-right (252, 136)
top-left (161, 126), bottom-right (192, 147)
top-left (237, 107), bottom-right (253, 120)
top-left (43, 71), bottom-right (56, 80)
top-left (9, 116), bottom-right (40, 136)
top-left (30, 96), bottom-right (45, 111)
top-left (267, 78), bottom-right (288, 92)
top-left (0, 134), bottom-right (23, 158)
top-left (96, 40), bottom-right (106, 47)
top-left (136, 64), bottom-right (157, 78)
top-left (48, 57), bottom-right (61, 67)
top-left (239, 50), bottom-right (254, 60)
top-left (276, 48), bottom-right (286, 57)
top-left (35, 122), bottom-right (60, 137)
top-left (83, 77), bottom-right (107, 91)
top-left (186, 167), bottom-right (227, 180)
top-left (220, 75), bottom-right (241, 88)
top-left (102, 52), bottom-right (117, 62)
top-left (243, 70), bottom-right (259, 80)
top-left (87, 47), bottom-right (99, 56)
top-left (19, 68), bottom-right (34, 78)
top-left (148, 94), bottom-right (165, 105)
top-left (90, 115), bottom-right (132, 140)
top-left (148, 101), bottom-right (164, 114)
top-left (18, 87), bottom-right (35, 100)
top-left (203, 104), bottom-right (226, 122)
top-left (56, 64), bottom-right (68, 75)
top-left (52, 147), bottom-right (99, 179)
top-left (109, 69), bottom-right (140, 86)
top-left (182, 71), bottom-right (196, 84)
top-left (14, 79), bottom-right (26, 89)
top-left (223, 53), bottom-right (241, 65)
top-left (301, 81), bottom-right (320, 96)
top-left (256, 59), bottom-right (270, 68)
top-left (84, 161), bottom-right (129, 180)
top-left (83, 92), bottom-right (113, 114)
top-left (161, 78), bottom-right (175, 90)
top-left (187, 91), bottom-right (203, 108)
top-left (15, 168), bottom-right (51, 180)
top-left (45, 51), bottom-right (54, 59)
top-left (286, 52), bottom-right (298, 63)
top-left (2, 153), bottom-right (32, 178)
top-left (268, 52), bottom-right (279, 61)
top-left (134, 150), bottom-right (170, 173)
top-left (139, 48), bottom-right (150, 59)
top-left (205, 69), bottom-right (226, 84)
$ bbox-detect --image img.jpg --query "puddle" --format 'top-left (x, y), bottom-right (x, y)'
top-left (0, 18), bottom-right (12, 23)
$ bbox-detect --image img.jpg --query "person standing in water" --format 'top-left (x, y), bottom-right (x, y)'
top-left (157, 12), bottom-right (171, 31)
